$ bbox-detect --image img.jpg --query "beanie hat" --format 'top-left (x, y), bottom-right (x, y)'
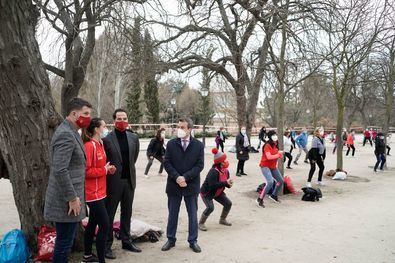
top-left (212, 148), bottom-right (227, 164)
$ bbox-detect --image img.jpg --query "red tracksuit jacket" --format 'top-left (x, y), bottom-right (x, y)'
top-left (84, 139), bottom-right (107, 202)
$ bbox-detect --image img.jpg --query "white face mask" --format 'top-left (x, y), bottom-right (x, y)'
top-left (319, 131), bottom-right (324, 136)
top-left (161, 132), bottom-right (165, 139)
top-left (241, 129), bottom-right (246, 135)
top-left (177, 128), bottom-right (187, 139)
top-left (100, 128), bottom-right (109, 138)
top-left (271, 135), bottom-right (278, 142)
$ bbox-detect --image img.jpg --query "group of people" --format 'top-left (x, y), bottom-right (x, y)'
top-left (44, 99), bottom-right (142, 263)
top-left (44, 98), bottom-right (235, 263)
top-left (43, 97), bottom-right (391, 263)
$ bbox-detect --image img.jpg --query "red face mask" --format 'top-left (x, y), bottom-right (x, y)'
top-left (222, 160), bottom-right (229, 169)
top-left (115, 120), bottom-right (128, 132)
top-left (76, 115), bottom-right (91, 128)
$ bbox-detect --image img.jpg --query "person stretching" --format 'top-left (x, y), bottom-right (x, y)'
top-left (256, 130), bottom-right (284, 208)
top-left (198, 148), bottom-right (233, 231)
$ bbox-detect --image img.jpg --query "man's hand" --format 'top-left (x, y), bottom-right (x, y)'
top-left (68, 197), bottom-right (81, 216)
top-left (108, 165), bottom-right (116, 175)
top-left (150, 156), bottom-right (154, 160)
top-left (176, 176), bottom-right (187, 187)
top-left (239, 151), bottom-right (243, 154)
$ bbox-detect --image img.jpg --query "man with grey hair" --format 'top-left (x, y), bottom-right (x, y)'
top-left (161, 117), bottom-right (204, 253)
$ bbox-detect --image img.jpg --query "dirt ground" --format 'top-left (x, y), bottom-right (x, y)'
top-left (1, 135), bottom-right (394, 263)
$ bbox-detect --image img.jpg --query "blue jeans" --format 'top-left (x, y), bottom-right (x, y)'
top-left (259, 167), bottom-right (284, 198)
top-left (374, 153), bottom-right (386, 171)
top-left (53, 222), bottom-right (78, 263)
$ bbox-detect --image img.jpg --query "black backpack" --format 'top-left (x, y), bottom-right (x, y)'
top-left (301, 187), bottom-right (322, 201)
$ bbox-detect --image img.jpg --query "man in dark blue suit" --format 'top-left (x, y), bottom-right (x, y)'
top-left (161, 117), bottom-right (204, 253)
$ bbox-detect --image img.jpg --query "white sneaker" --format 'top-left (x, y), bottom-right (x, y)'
top-left (317, 181), bottom-right (325, 186)
top-left (144, 174), bottom-right (149, 178)
top-left (306, 182), bottom-right (312, 187)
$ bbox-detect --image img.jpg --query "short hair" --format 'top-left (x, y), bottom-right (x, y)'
top-left (113, 108), bottom-right (127, 120)
top-left (178, 117), bottom-right (194, 129)
top-left (66, 98), bottom-right (92, 116)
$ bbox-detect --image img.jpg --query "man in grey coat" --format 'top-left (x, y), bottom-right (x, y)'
top-left (44, 98), bottom-right (92, 263)
top-left (103, 109), bottom-right (141, 259)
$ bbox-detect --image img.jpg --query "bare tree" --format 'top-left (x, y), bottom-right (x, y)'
top-left (0, 0), bottom-right (61, 247)
top-left (320, 0), bottom-right (388, 170)
top-left (35, 0), bottom-right (146, 116)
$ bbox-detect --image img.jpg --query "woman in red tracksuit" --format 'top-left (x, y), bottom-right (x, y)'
top-left (82, 118), bottom-right (116, 263)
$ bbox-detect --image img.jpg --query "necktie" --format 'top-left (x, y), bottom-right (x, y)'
top-left (182, 140), bottom-right (187, 151)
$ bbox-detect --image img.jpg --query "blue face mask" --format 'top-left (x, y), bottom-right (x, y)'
top-left (100, 128), bottom-right (109, 138)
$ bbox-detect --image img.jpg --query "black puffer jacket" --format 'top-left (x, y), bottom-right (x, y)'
top-left (236, 133), bottom-right (249, 161)
top-left (147, 138), bottom-right (165, 158)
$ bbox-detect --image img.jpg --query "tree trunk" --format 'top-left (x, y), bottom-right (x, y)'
top-left (383, 47), bottom-right (394, 167)
top-left (336, 99), bottom-right (345, 170)
top-left (0, 0), bottom-right (61, 249)
top-left (234, 83), bottom-right (247, 129)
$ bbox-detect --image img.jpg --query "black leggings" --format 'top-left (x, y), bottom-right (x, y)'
top-left (84, 199), bottom-right (110, 263)
top-left (363, 137), bottom-right (372, 146)
top-left (284, 152), bottom-right (293, 167)
top-left (346, 145), bottom-right (355, 156)
top-left (216, 140), bottom-right (224, 152)
top-left (237, 160), bottom-right (245, 174)
top-left (144, 156), bottom-right (164, 175)
top-left (308, 158), bottom-right (325, 182)
top-left (202, 192), bottom-right (232, 216)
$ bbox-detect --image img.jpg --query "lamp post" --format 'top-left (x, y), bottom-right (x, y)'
top-left (201, 89), bottom-right (209, 147)
top-left (171, 98), bottom-right (176, 126)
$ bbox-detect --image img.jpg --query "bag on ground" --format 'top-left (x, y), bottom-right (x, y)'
top-left (301, 187), bottom-right (322, 202)
top-left (0, 229), bottom-right (31, 263)
top-left (34, 225), bottom-right (56, 262)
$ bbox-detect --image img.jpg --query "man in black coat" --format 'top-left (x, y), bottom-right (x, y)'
top-left (103, 109), bottom-right (141, 259)
top-left (161, 118), bottom-right (204, 253)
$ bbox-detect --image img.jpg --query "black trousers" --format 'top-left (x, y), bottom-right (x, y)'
top-left (106, 179), bottom-right (134, 250)
top-left (363, 137), bottom-right (372, 146)
top-left (308, 158), bottom-right (325, 182)
top-left (144, 156), bottom-right (164, 175)
top-left (237, 160), bottom-right (245, 174)
top-left (166, 194), bottom-right (198, 244)
top-left (201, 192), bottom-right (232, 217)
top-left (216, 140), bottom-right (224, 152)
top-left (346, 144), bottom-right (355, 156)
top-left (387, 145), bottom-right (391, 155)
top-left (283, 152), bottom-right (293, 167)
top-left (85, 199), bottom-right (110, 263)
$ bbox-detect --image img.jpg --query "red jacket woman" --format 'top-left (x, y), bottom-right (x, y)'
top-left (84, 139), bottom-right (108, 202)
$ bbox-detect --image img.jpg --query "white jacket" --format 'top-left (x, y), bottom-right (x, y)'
top-left (283, 136), bottom-right (293, 153)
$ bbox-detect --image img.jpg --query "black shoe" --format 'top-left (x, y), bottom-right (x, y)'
top-left (293, 161), bottom-right (298, 165)
top-left (189, 242), bottom-right (201, 253)
top-left (269, 194), bottom-right (280, 203)
top-left (241, 172), bottom-right (247, 176)
top-left (82, 254), bottom-right (99, 263)
top-left (104, 249), bottom-right (116, 260)
top-left (236, 173), bottom-right (242, 177)
top-left (161, 241), bottom-right (175, 251)
top-left (286, 166), bottom-right (293, 169)
top-left (255, 198), bottom-right (265, 208)
top-left (304, 160), bottom-right (309, 164)
top-left (122, 241), bottom-right (142, 253)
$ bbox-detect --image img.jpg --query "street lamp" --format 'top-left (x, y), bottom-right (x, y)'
top-left (200, 89), bottom-right (209, 147)
top-left (171, 98), bottom-right (176, 126)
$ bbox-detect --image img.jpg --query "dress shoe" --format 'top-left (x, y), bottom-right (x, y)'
top-left (189, 242), bottom-right (201, 253)
top-left (104, 249), bottom-right (116, 260)
top-left (122, 241), bottom-right (142, 253)
top-left (161, 241), bottom-right (175, 251)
